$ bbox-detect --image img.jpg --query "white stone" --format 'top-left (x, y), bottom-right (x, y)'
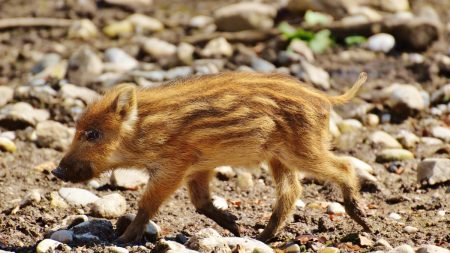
top-left (236, 170), bottom-right (254, 190)
top-left (295, 199), bottom-right (306, 209)
top-left (417, 158), bottom-right (450, 185)
top-left (431, 126), bottom-right (450, 142)
top-left (421, 137), bottom-right (443, 146)
top-left (301, 60), bottom-right (330, 90)
top-left (127, 13), bottom-right (163, 33)
top-left (0, 102), bottom-right (49, 128)
top-left (35, 120), bottom-right (75, 151)
top-left (377, 149), bottom-right (414, 162)
top-left (50, 230), bottom-right (74, 244)
top-left (50, 191), bottom-right (68, 208)
top-left (329, 118), bottom-right (341, 138)
top-left (344, 156), bottom-right (377, 183)
top-left (376, 238), bottom-right (393, 250)
top-left (104, 48), bottom-right (138, 72)
top-left (189, 15), bottom-right (214, 28)
top-left (68, 47), bottom-right (103, 86)
top-left (337, 119), bottom-right (363, 133)
top-left (59, 187), bottom-right (99, 206)
top-left (366, 33), bottom-right (395, 53)
top-left (91, 193), bottom-right (127, 218)
top-left (370, 130), bottom-right (402, 148)
top-left (396, 130), bottom-right (420, 149)
top-left (60, 84), bottom-right (99, 104)
top-left (103, 20), bottom-right (133, 37)
top-left (224, 237), bottom-right (273, 253)
top-left (0, 131), bottom-right (16, 140)
top-left (215, 166), bottom-right (236, 180)
top-left (201, 37), bottom-right (233, 58)
top-left (142, 38), bottom-right (177, 58)
top-left (20, 189), bottom-right (41, 206)
top-left (318, 247), bottom-right (340, 253)
top-left (68, 19), bottom-right (98, 40)
top-left (289, 39), bottom-right (314, 62)
top-left (0, 86), bottom-right (13, 107)
top-left (156, 240), bottom-right (198, 253)
top-left (380, 0), bottom-right (409, 12)
top-left (381, 83), bottom-right (425, 111)
top-left (403, 225), bottom-right (418, 233)
top-left (177, 42), bottom-right (195, 65)
top-left (365, 113), bottom-right (379, 126)
top-left (36, 239), bottom-right (67, 253)
top-left (388, 212), bottom-right (401, 220)
top-left (110, 169), bottom-right (149, 190)
top-left (106, 246), bottom-right (129, 253)
top-left (214, 2), bottom-right (276, 32)
top-left (145, 220), bottom-right (161, 240)
top-left (437, 210), bottom-right (445, 216)
top-left (326, 202), bottom-right (346, 214)
top-left (186, 228), bottom-right (230, 253)
top-left (416, 245), bottom-right (450, 253)
top-left (212, 196), bottom-right (228, 210)
top-left (388, 244), bottom-right (414, 253)
top-left (282, 243), bottom-right (301, 253)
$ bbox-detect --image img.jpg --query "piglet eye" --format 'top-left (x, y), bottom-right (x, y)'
top-left (85, 129), bottom-right (100, 141)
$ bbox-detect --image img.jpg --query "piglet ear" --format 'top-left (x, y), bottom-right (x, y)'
top-left (112, 84), bottom-right (137, 120)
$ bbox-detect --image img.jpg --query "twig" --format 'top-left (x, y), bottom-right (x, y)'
top-left (0, 17), bottom-right (73, 30)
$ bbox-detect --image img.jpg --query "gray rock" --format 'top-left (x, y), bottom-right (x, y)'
top-left (292, 61), bottom-right (330, 90)
top-left (0, 137), bottom-right (16, 153)
top-left (35, 120), bottom-right (75, 151)
top-left (380, 83), bottom-right (425, 111)
top-left (431, 126), bottom-right (450, 142)
top-left (417, 158), bottom-right (450, 185)
top-left (145, 220), bottom-right (161, 242)
top-left (376, 238), bottom-right (393, 250)
top-left (0, 102), bottom-right (49, 130)
top-left (15, 85), bottom-right (57, 105)
top-left (142, 38), bottom-right (177, 58)
top-left (165, 66), bottom-right (194, 80)
top-left (59, 187), bottom-right (99, 206)
top-left (388, 244), bottom-right (414, 253)
top-left (50, 230), bottom-right (74, 244)
top-left (366, 33), bottom-right (395, 53)
top-left (60, 84), bottom-right (99, 104)
top-left (68, 47), bottom-right (103, 86)
top-left (201, 37), bottom-right (233, 58)
top-left (251, 57), bottom-right (275, 73)
top-left (177, 42), bottom-right (196, 65)
top-left (370, 130), bottom-right (402, 148)
top-left (288, 39), bottom-right (314, 62)
top-left (376, 149), bottom-right (414, 162)
top-left (110, 169), bottom-right (149, 190)
top-left (104, 48), bottom-right (139, 72)
top-left (31, 53), bottom-right (61, 75)
top-left (186, 228), bottom-right (231, 253)
top-left (71, 219), bottom-right (114, 242)
top-left (91, 193), bottom-right (127, 218)
top-left (416, 245), bottom-right (450, 253)
top-left (224, 237), bottom-right (273, 253)
top-left (214, 2), bottom-right (276, 32)
top-left (0, 86), bottom-right (14, 107)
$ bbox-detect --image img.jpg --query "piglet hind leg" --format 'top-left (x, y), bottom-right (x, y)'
top-left (257, 158), bottom-right (301, 242)
top-left (188, 170), bottom-right (241, 236)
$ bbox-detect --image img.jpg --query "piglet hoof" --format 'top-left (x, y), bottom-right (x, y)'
top-left (114, 225), bottom-right (145, 245)
top-left (255, 231), bottom-right (273, 242)
top-left (345, 198), bottom-right (372, 233)
top-left (198, 206), bottom-right (241, 236)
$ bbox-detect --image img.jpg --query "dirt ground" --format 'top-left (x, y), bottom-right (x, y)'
top-left (0, 0), bottom-right (449, 252)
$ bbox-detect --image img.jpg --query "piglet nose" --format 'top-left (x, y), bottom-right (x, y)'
top-left (51, 167), bottom-right (65, 179)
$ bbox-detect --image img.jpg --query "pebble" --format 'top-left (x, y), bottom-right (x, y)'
top-left (288, 39), bottom-right (314, 62)
top-left (376, 149), bottom-right (414, 162)
top-left (416, 245), bottom-right (450, 253)
top-left (68, 47), bottom-right (103, 86)
top-left (365, 113), bottom-right (380, 126)
top-left (403, 225), bottom-right (418, 233)
top-left (107, 246), bottom-right (129, 253)
top-left (142, 38), bottom-right (177, 59)
top-left (201, 37), bottom-right (233, 58)
top-left (214, 2), bottom-right (276, 32)
top-left (185, 228), bottom-right (229, 253)
top-left (397, 130), bottom-right (420, 149)
top-left (36, 239), bottom-right (67, 253)
top-left (68, 19), bottom-right (98, 40)
top-left (50, 230), bottom-right (74, 244)
top-left (103, 20), bottom-right (134, 37)
top-left (212, 196), bottom-right (228, 210)
top-left (366, 33), bottom-right (395, 53)
top-left (59, 187), bottom-right (100, 206)
top-left (0, 131), bottom-right (15, 141)
top-left (0, 137), bottom-right (16, 153)
top-left (127, 13), bottom-right (164, 33)
top-left (326, 202), bottom-right (346, 214)
top-left (165, 66), bottom-right (194, 80)
top-left (20, 189), bottom-right (41, 206)
top-left (344, 156), bottom-right (377, 183)
top-left (421, 137), bottom-right (444, 145)
top-left (0, 102), bottom-right (50, 129)
top-left (0, 86), bottom-right (13, 107)
top-left (190, 15), bottom-right (214, 29)
top-left (431, 84), bottom-right (450, 104)
top-left (50, 191), bottom-right (68, 208)
top-left (224, 237), bottom-right (273, 253)
top-left (61, 214), bottom-right (89, 228)
top-left (60, 84), bottom-right (99, 104)
top-left (370, 130), bottom-right (402, 148)
top-left (251, 57), bottom-right (275, 73)
top-left (299, 60), bottom-right (330, 90)
top-left (380, 0), bottom-right (409, 12)
top-left (145, 220), bottom-right (161, 241)
top-left (318, 247), bottom-right (340, 253)
top-left (337, 119), bottom-right (363, 133)
top-left (35, 120), bottom-right (75, 151)
top-left (282, 243), bottom-right (301, 253)
top-left (388, 244), bottom-right (414, 253)
top-left (104, 0), bottom-right (152, 9)
top-left (417, 158), bottom-right (450, 185)
top-left (329, 118), bottom-right (341, 138)
top-left (177, 42), bottom-right (196, 65)
top-left (381, 83), bottom-right (425, 111)
top-left (215, 166), bottom-right (236, 180)
top-left (376, 238), bottom-right (393, 250)
top-left (104, 48), bottom-right (138, 72)
top-left (437, 210), bottom-right (445, 216)
top-left (295, 199), bottom-right (306, 209)
top-left (155, 239), bottom-right (198, 253)
top-left (72, 219), bottom-right (113, 242)
top-left (91, 193), bottom-right (127, 218)
top-left (388, 212), bottom-right (402, 220)
top-left (236, 170), bottom-right (254, 190)
top-left (110, 169), bottom-right (149, 190)
top-left (431, 126), bottom-right (450, 142)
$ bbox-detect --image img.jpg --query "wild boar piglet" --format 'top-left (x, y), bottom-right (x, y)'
top-left (52, 72), bottom-right (371, 243)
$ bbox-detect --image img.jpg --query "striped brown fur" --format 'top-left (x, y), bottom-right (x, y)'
top-left (53, 71), bottom-right (370, 243)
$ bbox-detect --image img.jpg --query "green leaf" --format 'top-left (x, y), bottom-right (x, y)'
top-left (308, 29), bottom-right (333, 54)
top-left (277, 21), bottom-right (315, 41)
top-left (345, 35), bottom-right (367, 46)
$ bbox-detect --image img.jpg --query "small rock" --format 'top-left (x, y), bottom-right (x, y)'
top-left (421, 137), bottom-right (443, 146)
top-left (103, 20), bottom-right (134, 37)
top-left (380, 0), bottom-right (409, 13)
top-left (20, 189), bottom-right (41, 206)
top-left (215, 166), bottom-right (236, 180)
top-left (0, 102), bottom-right (49, 130)
top-left (381, 83), bottom-right (425, 112)
top-left (165, 66), bottom-right (193, 80)
top-left (0, 137), bottom-right (16, 153)
top-left (50, 191), bottom-right (68, 208)
top-left (344, 156), bottom-right (377, 183)
top-left (35, 121), bottom-right (75, 151)
top-left (388, 244), bottom-right (415, 253)
top-left (376, 238), bottom-right (393, 250)
top-left (318, 247), bottom-right (340, 253)
top-left (417, 158), bottom-right (450, 185)
top-left (376, 149), bottom-right (414, 162)
top-left (110, 169), bottom-right (149, 190)
top-left (0, 131), bottom-right (15, 141)
top-left (36, 239), bottom-right (67, 253)
top-left (60, 84), bottom-right (99, 104)
top-left (106, 246), bottom-right (129, 253)
top-left (145, 220), bottom-right (161, 242)
top-left (416, 245), bottom-right (450, 253)
top-left (61, 214), bottom-right (89, 228)
top-left (189, 15), bottom-right (214, 29)
top-left (50, 230), bottom-right (74, 244)
top-left (104, 48), bottom-right (139, 72)
top-left (68, 19), bottom-right (98, 40)
top-left (214, 2), bottom-right (276, 32)
top-left (153, 239), bottom-right (198, 253)
top-left (59, 187), bottom-right (99, 206)
top-left (177, 42), bottom-right (195, 65)
top-left (388, 212), bottom-right (402, 220)
top-left (326, 202), bottom-right (346, 214)
top-left (224, 237), bottom-right (273, 253)
top-left (91, 193), bottom-right (127, 218)
top-left (299, 61), bottom-right (330, 90)
top-left (142, 38), bottom-right (177, 58)
top-left (282, 243), bottom-right (301, 253)
top-left (437, 210), bottom-right (445, 216)
top-left (431, 84), bottom-right (450, 104)
top-left (201, 37), bottom-right (233, 58)
top-left (397, 130), bottom-right (420, 149)
top-left (186, 228), bottom-right (230, 253)
top-left (295, 199), bottom-right (306, 209)
top-left (236, 170), bottom-right (254, 190)
top-left (103, 0), bottom-right (152, 9)
top-left (212, 196), bottom-right (228, 210)
top-left (431, 126), bottom-right (450, 142)
top-left (337, 119), bottom-right (363, 133)
top-left (403, 225), bottom-right (418, 233)
top-left (0, 86), bottom-right (13, 107)
top-left (370, 130), bottom-right (402, 148)
top-left (127, 13), bottom-right (164, 33)
top-left (68, 47), bottom-right (103, 86)
top-left (365, 113), bottom-right (380, 127)
top-left (251, 57), bottom-right (275, 73)
top-left (366, 33), bottom-right (395, 53)
top-left (288, 39), bottom-right (314, 62)
top-left (72, 219), bottom-right (114, 242)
